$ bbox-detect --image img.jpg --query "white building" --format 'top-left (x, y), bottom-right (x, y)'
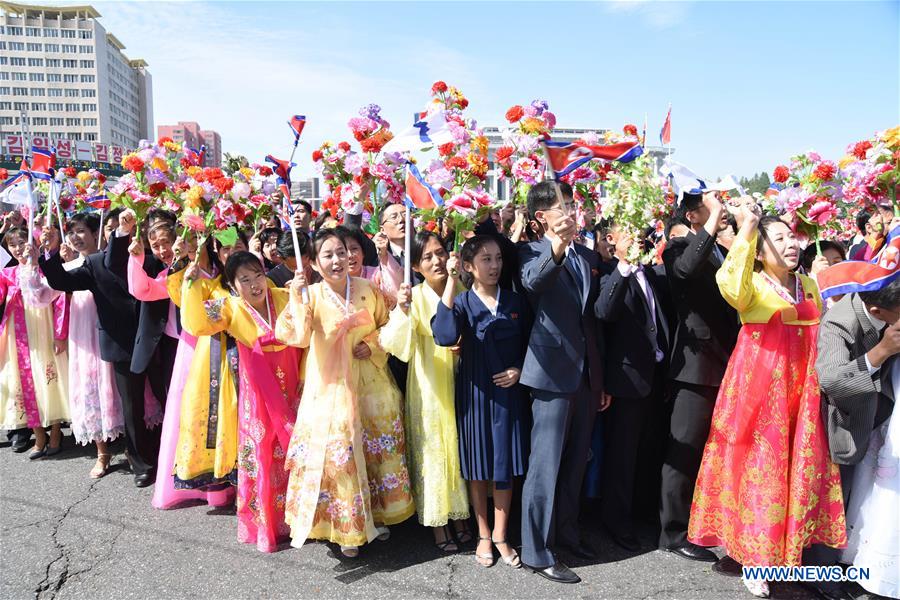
top-left (0, 1), bottom-right (153, 149)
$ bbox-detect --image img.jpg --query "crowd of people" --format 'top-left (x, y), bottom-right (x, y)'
top-left (0, 180), bottom-right (897, 599)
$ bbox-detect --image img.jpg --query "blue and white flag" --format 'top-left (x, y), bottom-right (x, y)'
top-left (383, 111), bottom-right (455, 153)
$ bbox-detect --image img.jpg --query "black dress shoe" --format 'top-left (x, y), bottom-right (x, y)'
top-left (801, 582), bottom-right (854, 600)
top-left (609, 531), bottom-right (641, 552)
top-left (711, 555), bottom-right (742, 576)
top-left (558, 542), bottom-right (598, 561)
top-left (522, 560), bottom-right (581, 584)
top-left (11, 439), bottom-right (31, 453)
top-left (133, 472), bottom-right (154, 488)
top-left (665, 542), bottom-right (718, 563)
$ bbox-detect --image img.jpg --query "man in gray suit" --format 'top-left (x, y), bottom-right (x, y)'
top-left (518, 181), bottom-right (606, 584)
top-left (806, 282), bottom-right (899, 600)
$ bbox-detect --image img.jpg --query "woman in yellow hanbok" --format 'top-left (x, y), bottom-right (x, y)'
top-left (277, 229), bottom-right (415, 558)
top-left (181, 251), bottom-right (303, 553)
top-left (379, 231), bottom-right (470, 551)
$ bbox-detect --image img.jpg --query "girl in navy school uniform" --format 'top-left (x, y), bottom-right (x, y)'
top-left (432, 234), bottom-right (532, 569)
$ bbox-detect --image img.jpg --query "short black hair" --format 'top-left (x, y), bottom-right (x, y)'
top-left (67, 212), bottom-right (100, 234)
top-left (800, 240), bottom-right (847, 271)
top-left (410, 230), bottom-right (444, 267)
top-left (105, 207), bottom-right (124, 221)
top-left (856, 211), bottom-right (871, 234)
top-left (859, 277), bottom-right (900, 310)
top-left (333, 225), bottom-right (368, 256)
top-left (147, 208), bottom-right (176, 227)
top-left (380, 202), bottom-right (406, 225)
top-left (222, 251), bottom-right (264, 291)
top-left (258, 227), bottom-right (282, 245)
top-left (664, 216), bottom-right (688, 240)
top-left (311, 227), bottom-right (347, 257)
top-left (294, 200), bottom-right (312, 215)
top-left (314, 211), bottom-right (334, 231)
top-left (275, 229), bottom-right (310, 260)
top-left (680, 192), bottom-right (704, 212)
top-left (526, 180), bottom-right (573, 220)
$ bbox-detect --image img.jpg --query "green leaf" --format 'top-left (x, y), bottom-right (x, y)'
top-left (213, 226), bottom-right (238, 247)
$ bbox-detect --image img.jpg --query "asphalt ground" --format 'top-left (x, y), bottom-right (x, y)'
top-left (0, 432), bottom-right (878, 600)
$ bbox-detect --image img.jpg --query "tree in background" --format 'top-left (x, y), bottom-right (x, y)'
top-left (739, 171), bottom-right (772, 196)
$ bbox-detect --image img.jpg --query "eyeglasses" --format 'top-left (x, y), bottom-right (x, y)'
top-left (544, 203), bottom-right (577, 216)
top-left (383, 210), bottom-right (406, 223)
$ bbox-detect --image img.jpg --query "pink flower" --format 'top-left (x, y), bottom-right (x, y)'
top-left (446, 193), bottom-right (477, 218)
top-left (807, 200), bottom-right (837, 226)
top-left (183, 213), bottom-right (205, 232)
top-left (806, 151), bottom-right (822, 163)
top-left (542, 111), bottom-right (557, 129)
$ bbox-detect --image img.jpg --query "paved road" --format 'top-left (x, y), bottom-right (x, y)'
top-left (0, 434), bottom-right (871, 600)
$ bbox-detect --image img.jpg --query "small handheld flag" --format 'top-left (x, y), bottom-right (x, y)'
top-left (543, 139), bottom-right (644, 179)
top-left (85, 194), bottom-right (111, 210)
top-left (404, 162), bottom-right (444, 210)
top-left (660, 105), bottom-right (672, 146)
top-left (818, 225), bottom-right (900, 298)
top-left (184, 144), bottom-right (206, 165)
top-left (384, 111), bottom-right (455, 154)
top-left (288, 115), bottom-right (306, 145)
top-left (30, 146), bottom-right (56, 180)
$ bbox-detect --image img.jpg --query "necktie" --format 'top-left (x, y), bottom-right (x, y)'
top-left (568, 250), bottom-right (584, 297)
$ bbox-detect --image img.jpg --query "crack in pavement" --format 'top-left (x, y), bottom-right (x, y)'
top-left (445, 555), bottom-right (457, 599)
top-left (33, 478), bottom-right (101, 600)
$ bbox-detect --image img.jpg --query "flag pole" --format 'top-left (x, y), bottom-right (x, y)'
top-left (404, 206), bottom-right (411, 285)
top-left (52, 179), bottom-right (65, 242)
top-left (540, 141), bottom-right (567, 207)
top-left (286, 195), bottom-right (309, 304)
top-left (24, 174), bottom-right (35, 261)
top-left (97, 207), bottom-right (104, 251)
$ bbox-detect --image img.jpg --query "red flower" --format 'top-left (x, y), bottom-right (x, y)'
top-left (338, 141), bottom-right (352, 152)
top-left (180, 158), bottom-right (192, 169)
top-left (360, 137), bottom-right (385, 153)
top-left (438, 142), bottom-right (456, 157)
top-left (63, 166), bottom-right (77, 178)
top-left (96, 173), bottom-right (106, 184)
top-left (495, 146), bottom-right (514, 164)
top-left (0, 168), bottom-right (7, 181)
top-left (773, 165), bottom-right (790, 183)
top-left (148, 182), bottom-right (167, 197)
top-left (458, 98), bottom-right (469, 109)
top-left (157, 136), bottom-right (174, 145)
top-left (445, 156), bottom-right (468, 170)
top-left (123, 156), bottom-right (145, 172)
top-left (212, 177), bottom-right (234, 195)
top-left (852, 141), bottom-right (872, 160)
top-left (505, 105), bottom-right (525, 123)
top-left (431, 80), bottom-right (448, 94)
top-left (311, 150), bottom-right (324, 162)
top-left (623, 124), bottom-right (638, 137)
top-left (812, 161), bottom-right (836, 182)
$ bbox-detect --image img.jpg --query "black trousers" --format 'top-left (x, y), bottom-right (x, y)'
top-left (658, 381), bottom-right (718, 549)
top-left (113, 361), bottom-right (160, 475)
top-left (801, 463), bottom-right (857, 591)
top-left (601, 374), bottom-right (667, 536)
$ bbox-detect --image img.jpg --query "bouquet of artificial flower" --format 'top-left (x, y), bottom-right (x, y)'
top-left (601, 154), bottom-right (667, 264)
top-left (494, 100), bottom-right (557, 205)
top-left (772, 151), bottom-right (844, 248)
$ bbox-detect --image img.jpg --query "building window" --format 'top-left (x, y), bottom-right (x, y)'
top-left (50, 117), bottom-right (64, 126)
top-left (12, 102), bottom-right (27, 110)
top-left (0, 72), bottom-right (7, 80)
top-left (0, 58), bottom-right (6, 65)
top-left (63, 59), bottom-right (77, 68)
top-left (65, 118), bottom-right (81, 126)
top-left (78, 30), bottom-right (93, 39)
top-left (80, 74), bottom-right (94, 83)
top-left (27, 58), bottom-right (44, 67)
top-left (61, 29), bottom-right (76, 38)
top-left (79, 60), bottom-right (94, 68)
top-left (32, 117), bottom-right (47, 125)
top-left (9, 42), bottom-right (25, 51)
top-left (84, 117), bottom-right (97, 126)
top-left (70, 132), bottom-right (82, 140)
top-left (30, 102), bottom-right (46, 111)
top-left (48, 88), bottom-right (62, 97)
top-left (46, 58), bottom-right (60, 67)
top-left (10, 58), bottom-right (25, 66)
top-left (43, 28), bottom-right (59, 38)
top-left (0, 117), bottom-right (13, 125)
top-left (30, 88), bottom-right (45, 96)
top-left (65, 89), bottom-right (78, 97)
top-left (0, 102), bottom-right (11, 110)
top-left (62, 44), bottom-right (77, 53)
top-left (81, 103), bottom-right (96, 111)
top-left (7, 26), bottom-right (23, 35)
top-left (80, 89), bottom-right (95, 98)
top-left (79, 46), bottom-right (93, 54)
top-left (84, 132), bottom-right (97, 141)
top-left (12, 72), bottom-right (26, 81)
top-left (28, 73), bottom-right (44, 81)
top-left (26, 43), bottom-right (42, 51)
top-left (63, 74), bottom-right (77, 82)
top-left (65, 103), bottom-right (80, 111)
top-left (47, 74), bottom-right (61, 82)
top-left (25, 27), bottom-right (41, 37)
top-left (45, 43), bottom-right (59, 52)
top-left (12, 87), bottom-right (27, 96)
top-left (0, 42), bottom-right (5, 50)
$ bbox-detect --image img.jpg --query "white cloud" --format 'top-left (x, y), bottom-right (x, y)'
top-left (605, 0), bottom-right (691, 29)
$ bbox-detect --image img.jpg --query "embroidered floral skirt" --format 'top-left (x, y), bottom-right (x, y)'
top-left (688, 317), bottom-right (847, 566)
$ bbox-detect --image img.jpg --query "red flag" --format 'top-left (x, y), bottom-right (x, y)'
top-left (660, 105), bottom-right (672, 145)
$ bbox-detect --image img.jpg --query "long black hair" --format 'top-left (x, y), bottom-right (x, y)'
top-left (410, 230), bottom-right (444, 268)
top-left (459, 234), bottom-right (501, 288)
top-left (312, 227), bottom-right (347, 258)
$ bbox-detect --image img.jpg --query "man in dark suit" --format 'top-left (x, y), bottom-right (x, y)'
top-left (38, 208), bottom-right (157, 487)
top-left (803, 284), bottom-right (899, 600)
top-left (658, 191), bottom-right (740, 562)
top-left (519, 181), bottom-right (605, 584)
top-left (594, 225), bottom-right (672, 551)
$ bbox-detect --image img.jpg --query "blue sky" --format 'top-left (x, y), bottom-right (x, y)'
top-left (94, 0), bottom-right (898, 182)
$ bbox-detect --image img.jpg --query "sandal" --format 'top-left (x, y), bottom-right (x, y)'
top-left (741, 577), bottom-right (770, 598)
top-left (475, 536), bottom-right (495, 568)
top-left (434, 526), bottom-right (458, 553)
top-left (376, 526), bottom-right (390, 542)
top-left (491, 537), bottom-right (521, 568)
top-left (90, 453), bottom-right (112, 479)
top-left (339, 545), bottom-right (359, 558)
top-left (454, 522), bottom-right (474, 545)
top-left (29, 444), bottom-right (47, 460)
